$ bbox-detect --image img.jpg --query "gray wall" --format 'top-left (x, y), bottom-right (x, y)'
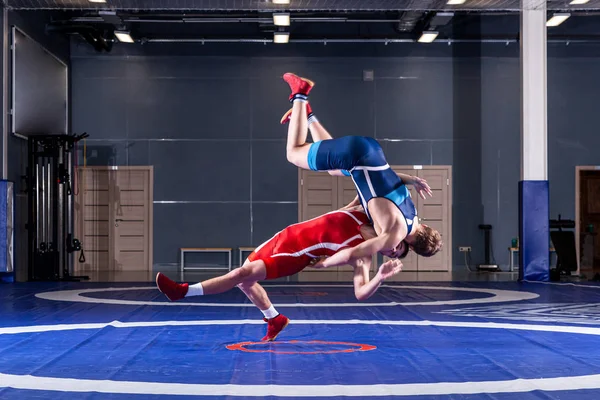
top-left (70, 38), bottom-right (600, 271)
top-left (70, 40), bottom-right (488, 269)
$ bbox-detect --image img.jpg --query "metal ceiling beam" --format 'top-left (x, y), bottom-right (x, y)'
top-left (141, 37), bottom-right (600, 44)
top-left (5, 0), bottom-right (600, 12)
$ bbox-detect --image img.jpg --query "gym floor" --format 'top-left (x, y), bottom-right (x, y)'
top-left (1, 281), bottom-right (600, 399)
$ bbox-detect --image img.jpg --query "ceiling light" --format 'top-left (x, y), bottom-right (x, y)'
top-left (569, 0), bottom-right (589, 4)
top-left (273, 32), bottom-right (289, 44)
top-left (273, 13), bottom-right (290, 26)
top-left (418, 31), bottom-right (439, 43)
top-left (89, 0), bottom-right (107, 2)
top-left (114, 31), bottom-right (134, 43)
top-left (272, 0), bottom-right (291, 4)
top-left (447, 0), bottom-right (466, 4)
top-left (546, 13), bottom-right (570, 27)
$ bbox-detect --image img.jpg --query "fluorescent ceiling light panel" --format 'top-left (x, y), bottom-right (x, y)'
top-left (569, 0), bottom-right (589, 4)
top-left (447, 0), bottom-right (466, 4)
top-left (546, 13), bottom-right (570, 27)
top-left (273, 13), bottom-right (290, 26)
top-left (114, 31), bottom-right (134, 43)
top-left (272, 0), bottom-right (291, 4)
top-left (418, 31), bottom-right (439, 43)
top-left (274, 32), bottom-right (289, 43)
top-left (89, 0), bottom-right (107, 3)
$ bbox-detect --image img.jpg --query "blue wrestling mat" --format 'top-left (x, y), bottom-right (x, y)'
top-left (1, 282), bottom-right (600, 399)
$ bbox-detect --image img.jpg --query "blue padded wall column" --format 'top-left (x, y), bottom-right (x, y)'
top-left (0, 180), bottom-right (14, 282)
top-left (519, 181), bottom-right (549, 281)
top-left (519, 0), bottom-right (549, 281)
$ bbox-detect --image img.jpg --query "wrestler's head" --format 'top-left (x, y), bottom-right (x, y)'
top-left (409, 224), bottom-right (442, 257)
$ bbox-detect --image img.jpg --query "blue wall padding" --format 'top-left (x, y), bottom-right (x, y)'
top-left (519, 180), bottom-right (550, 281)
top-left (0, 180), bottom-right (8, 273)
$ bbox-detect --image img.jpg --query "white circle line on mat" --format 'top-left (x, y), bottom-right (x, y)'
top-left (0, 319), bottom-right (599, 397)
top-left (34, 285), bottom-right (539, 307)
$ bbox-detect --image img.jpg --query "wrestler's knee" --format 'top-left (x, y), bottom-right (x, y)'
top-left (232, 265), bottom-right (254, 281)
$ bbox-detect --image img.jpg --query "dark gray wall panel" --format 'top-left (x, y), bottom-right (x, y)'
top-left (252, 203), bottom-right (298, 247)
top-left (250, 77), bottom-right (291, 140)
top-left (252, 141), bottom-right (297, 202)
top-left (383, 141), bottom-right (432, 166)
top-left (431, 141), bottom-right (454, 165)
top-left (71, 77), bottom-right (129, 139)
top-left (127, 78), bottom-right (251, 140)
top-left (149, 141), bottom-right (251, 202)
top-left (374, 79), bottom-right (453, 140)
top-left (308, 79), bottom-right (376, 138)
top-left (127, 141), bottom-right (151, 166)
top-left (548, 57), bottom-right (600, 223)
top-left (78, 141), bottom-right (127, 166)
top-left (480, 57), bottom-right (520, 267)
top-left (73, 49), bottom-right (600, 271)
top-left (153, 203), bottom-right (251, 264)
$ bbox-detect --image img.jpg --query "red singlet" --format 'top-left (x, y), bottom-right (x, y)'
top-left (247, 209), bottom-right (369, 280)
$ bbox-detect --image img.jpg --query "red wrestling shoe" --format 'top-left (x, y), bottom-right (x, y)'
top-left (280, 103), bottom-right (313, 124)
top-left (283, 73), bottom-right (315, 98)
top-left (261, 314), bottom-right (290, 341)
top-left (156, 272), bottom-right (188, 301)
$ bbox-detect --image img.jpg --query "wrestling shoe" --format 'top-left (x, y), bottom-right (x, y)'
top-left (156, 272), bottom-right (188, 301)
top-left (280, 102), bottom-right (313, 124)
top-left (261, 314), bottom-right (290, 341)
top-left (283, 73), bottom-right (315, 100)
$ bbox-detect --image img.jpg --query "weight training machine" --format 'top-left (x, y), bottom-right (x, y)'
top-left (26, 133), bottom-right (89, 281)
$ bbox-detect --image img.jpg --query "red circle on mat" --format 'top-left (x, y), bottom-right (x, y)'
top-left (226, 340), bottom-right (376, 355)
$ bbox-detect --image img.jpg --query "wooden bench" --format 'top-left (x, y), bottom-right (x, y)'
top-left (180, 248), bottom-right (232, 273)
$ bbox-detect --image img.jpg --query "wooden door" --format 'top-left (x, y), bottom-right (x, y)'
top-left (580, 171), bottom-right (600, 268)
top-left (112, 169), bottom-right (153, 271)
top-left (299, 170), bottom-right (338, 221)
top-left (75, 167), bottom-right (153, 274)
top-left (417, 168), bottom-right (451, 271)
top-left (338, 175), bottom-right (357, 208)
top-left (74, 169), bottom-right (110, 271)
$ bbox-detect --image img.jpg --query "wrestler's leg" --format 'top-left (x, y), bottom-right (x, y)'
top-left (286, 99), bottom-right (312, 169)
top-left (236, 260), bottom-right (289, 341)
top-left (282, 74), bottom-right (371, 173)
top-left (236, 259), bottom-right (278, 318)
top-left (187, 260), bottom-right (267, 296)
top-left (237, 281), bottom-right (279, 318)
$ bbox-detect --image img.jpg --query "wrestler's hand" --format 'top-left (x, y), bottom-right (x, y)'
top-left (412, 176), bottom-right (433, 200)
top-left (309, 256), bottom-right (328, 269)
top-left (378, 259), bottom-right (403, 280)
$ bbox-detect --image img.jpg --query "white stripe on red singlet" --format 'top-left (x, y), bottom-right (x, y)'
top-left (270, 234), bottom-right (363, 259)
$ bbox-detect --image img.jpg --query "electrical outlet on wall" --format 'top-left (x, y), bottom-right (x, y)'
top-left (459, 247), bottom-right (471, 252)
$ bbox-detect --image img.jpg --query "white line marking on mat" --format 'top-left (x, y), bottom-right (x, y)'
top-left (0, 319), bottom-right (599, 397)
top-left (35, 285), bottom-right (539, 307)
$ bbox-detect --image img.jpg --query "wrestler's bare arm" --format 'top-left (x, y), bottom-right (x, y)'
top-left (351, 257), bottom-right (402, 301)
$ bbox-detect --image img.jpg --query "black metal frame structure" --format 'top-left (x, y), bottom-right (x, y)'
top-left (26, 133), bottom-right (88, 281)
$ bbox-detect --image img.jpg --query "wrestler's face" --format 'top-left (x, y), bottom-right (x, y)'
top-left (380, 241), bottom-right (408, 259)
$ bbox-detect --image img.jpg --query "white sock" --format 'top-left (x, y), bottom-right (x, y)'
top-left (261, 305), bottom-right (279, 319)
top-left (307, 114), bottom-right (318, 126)
top-left (186, 282), bottom-right (204, 297)
top-left (292, 96), bottom-right (308, 103)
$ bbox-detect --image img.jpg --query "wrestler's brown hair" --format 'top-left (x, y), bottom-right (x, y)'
top-left (411, 226), bottom-right (442, 257)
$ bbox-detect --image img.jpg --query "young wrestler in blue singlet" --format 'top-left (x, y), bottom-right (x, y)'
top-left (281, 73), bottom-right (442, 265)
